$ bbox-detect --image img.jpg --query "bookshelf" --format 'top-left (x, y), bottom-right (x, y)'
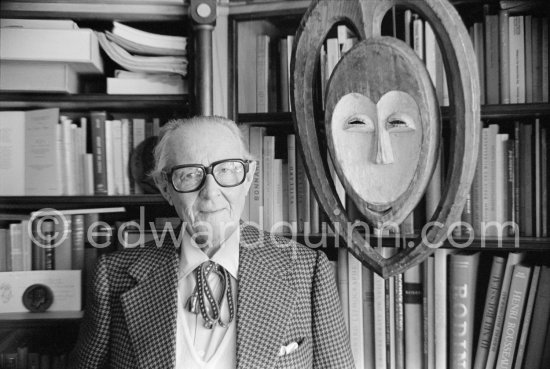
top-left (0, 0), bottom-right (214, 361)
top-left (228, 1), bottom-right (549, 368)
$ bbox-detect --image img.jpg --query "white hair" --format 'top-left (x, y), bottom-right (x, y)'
top-left (150, 116), bottom-right (252, 182)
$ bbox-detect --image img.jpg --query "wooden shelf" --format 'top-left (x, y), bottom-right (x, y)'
top-left (238, 103), bottom-right (550, 124)
top-left (0, 1), bottom-right (188, 21)
top-left (0, 311), bottom-right (83, 328)
top-left (0, 93), bottom-right (194, 112)
top-left (0, 195), bottom-right (167, 209)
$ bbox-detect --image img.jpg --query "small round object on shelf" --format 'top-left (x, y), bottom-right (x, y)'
top-left (22, 284), bottom-right (54, 313)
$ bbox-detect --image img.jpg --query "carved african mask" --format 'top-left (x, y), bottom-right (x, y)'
top-left (325, 37), bottom-right (439, 228)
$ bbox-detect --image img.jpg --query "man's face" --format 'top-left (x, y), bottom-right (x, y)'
top-left (158, 123), bottom-right (255, 248)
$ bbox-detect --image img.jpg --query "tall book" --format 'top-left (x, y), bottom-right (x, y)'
top-left (71, 214), bottom-right (85, 270)
top-left (337, 247), bottom-right (349, 330)
top-left (0, 109), bottom-right (61, 196)
top-left (249, 126), bottom-right (266, 227)
top-left (287, 135), bottom-right (298, 233)
top-left (499, 9), bottom-right (510, 103)
top-left (508, 16), bottom-right (525, 104)
top-left (495, 264), bottom-right (532, 369)
top-left (362, 265), bottom-right (376, 368)
top-left (513, 265), bottom-right (541, 369)
top-left (484, 252), bottom-right (526, 368)
top-left (485, 13), bottom-right (500, 104)
top-left (423, 256), bottom-right (435, 369)
top-left (90, 111), bottom-right (108, 195)
top-left (262, 135), bottom-right (275, 231)
top-left (348, 252), bottom-right (364, 369)
top-left (522, 265), bottom-right (550, 369)
top-left (519, 122), bottom-right (534, 236)
top-left (404, 264), bottom-right (423, 369)
top-left (256, 34), bottom-right (270, 113)
top-left (434, 249), bottom-right (452, 369)
top-left (449, 252), bottom-right (480, 369)
top-left (473, 255), bottom-right (506, 369)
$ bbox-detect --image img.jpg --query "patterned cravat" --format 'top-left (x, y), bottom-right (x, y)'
top-left (186, 261), bottom-right (234, 329)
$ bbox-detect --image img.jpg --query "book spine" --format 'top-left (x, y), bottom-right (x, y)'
top-left (71, 214), bottom-right (85, 270)
top-left (541, 18), bottom-right (549, 102)
top-left (362, 265), bottom-right (376, 368)
top-left (499, 10), bottom-right (510, 104)
top-left (485, 14), bottom-right (500, 104)
top-left (262, 135), bottom-right (275, 231)
top-left (449, 253), bottom-right (480, 369)
top-left (485, 252), bottom-right (526, 368)
top-left (473, 255), bottom-right (506, 369)
top-left (287, 134), bottom-right (297, 233)
top-left (513, 265), bottom-right (541, 369)
top-left (434, 249), bottom-right (450, 369)
top-left (296, 152), bottom-right (310, 234)
top-left (495, 265), bottom-right (532, 369)
top-left (256, 34), bottom-right (270, 113)
top-left (90, 111), bottom-right (108, 195)
top-left (249, 127), bottom-right (265, 227)
top-left (404, 264), bottom-right (423, 369)
top-left (523, 265), bottom-right (550, 369)
top-left (508, 16), bottom-right (525, 104)
top-left (373, 268), bottom-right (387, 369)
top-left (337, 247), bottom-right (349, 329)
top-left (525, 15), bottom-right (534, 103)
top-left (348, 252), bottom-right (364, 369)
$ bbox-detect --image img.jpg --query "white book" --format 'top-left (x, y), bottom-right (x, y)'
top-left (262, 136), bottom-right (275, 231)
top-left (0, 18), bottom-right (78, 29)
top-left (20, 220), bottom-right (31, 271)
top-left (325, 37), bottom-right (340, 80)
top-left (373, 262), bottom-right (387, 369)
top-left (286, 35), bottom-right (294, 112)
top-left (111, 119), bottom-right (124, 195)
top-left (249, 127), bottom-right (266, 227)
top-left (106, 76), bottom-right (187, 94)
top-left (256, 34), bottom-right (270, 113)
top-left (482, 124), bottom-right (499, 235)
top-left (337, 247), bottom-right (349, 329)
top-left (287, 135), bottom-right (298, 233)
top-left (0, 61), bottom-right (79, 93)
top-left (495, 133), bottom-right (510, 227)
top-left (71, 124), bottom-right (83, 194)
top-left (272, 159), bottom-right (284, 233)
top-left (0, 28), bottom-right (103, 73)
top-left (309, 189), bottom-right (319, 234)
top-left (9, 223), bottom-right (23, 271)
top-left (83, 153), bottom-right (95, 195)
top-left (132, 118), bottom-right (146, 148)
top-left (121, 118), bottom-right (131, 195)
top-left (434, 249), bottom-right (452, 369)
top-left (508, 16), bottom-right (525, 103)
top-left (104, 120), bottom-right (116, 195)
top-left (348, 252), bottom-right (364, 369)
top-left (404, 264), bottom-right (424, 369)
top-left (0, 112), bottom-right (25, 195)
top-left (61, 117), bottom-right (76, 195)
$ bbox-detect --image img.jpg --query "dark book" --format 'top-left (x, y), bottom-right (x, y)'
top-left (90, 111), bottom-right (108, 195)
top-left (71, 214), bottom-right (85, 270)
top-left (523, 265), bottom-right (550, 369)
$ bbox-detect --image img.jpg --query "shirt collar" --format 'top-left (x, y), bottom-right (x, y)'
top-left (178, 227), bottom-right (240, 281)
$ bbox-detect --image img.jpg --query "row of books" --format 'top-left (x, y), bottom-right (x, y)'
top-left (471, 8), bottom-right (549, 105)
top-left (0, 207), bottom-right (124, 272)
top-left (0, 350), bottom-right (69, 369)
top-left (338, 249), bottom-right (550, 369)
top-left (0, 108), bottom-right (161, 196)
top-left (464, 119), bottom-right (549, 237)
top-left (240, 128), bottom-right (325, 235)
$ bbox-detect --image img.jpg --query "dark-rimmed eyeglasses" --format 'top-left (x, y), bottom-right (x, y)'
top-left (164, 159), bottom-right (252, 193)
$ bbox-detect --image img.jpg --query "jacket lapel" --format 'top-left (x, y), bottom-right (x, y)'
top-left (120, 240), bottom-right (179, 369)
top-left (236, 225), bottom-right (297, 369)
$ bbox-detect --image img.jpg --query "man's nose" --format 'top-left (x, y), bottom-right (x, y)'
top-left (199, 174), bottom-right (221, 197)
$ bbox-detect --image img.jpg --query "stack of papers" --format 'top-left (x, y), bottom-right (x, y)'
top-left (97, 21), bottom-right (188, 78)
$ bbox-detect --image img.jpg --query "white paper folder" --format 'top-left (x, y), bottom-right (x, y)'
top-left (0, 270), bottom-right (82, 313)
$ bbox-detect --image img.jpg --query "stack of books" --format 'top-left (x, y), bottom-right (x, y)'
top-left (0, 18), bottom-right (104, 93)
top-left (97, 22), bottom-right (189, 95)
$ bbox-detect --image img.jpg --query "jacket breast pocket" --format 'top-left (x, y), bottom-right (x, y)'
top-left (275, 338), bottom-right (312, 369)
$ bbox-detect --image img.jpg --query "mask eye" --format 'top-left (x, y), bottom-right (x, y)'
top-left (386, 113), bottom-right (416, 133)
top-left (344, 114), bottom-right (375, 132)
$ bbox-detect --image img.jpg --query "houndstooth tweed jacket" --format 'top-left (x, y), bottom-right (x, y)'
top-left (70, 223), bottom-right (354, 369)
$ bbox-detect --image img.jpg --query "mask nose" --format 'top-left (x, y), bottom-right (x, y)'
top-left (375, 122), bottom-right (394, 165)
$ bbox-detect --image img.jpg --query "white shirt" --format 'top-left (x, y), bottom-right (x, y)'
top-left (175, 228), bottom-right (239, 369)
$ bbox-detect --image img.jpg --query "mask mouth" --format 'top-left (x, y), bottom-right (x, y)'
top-left (365, 204), bottom-right (392, 215)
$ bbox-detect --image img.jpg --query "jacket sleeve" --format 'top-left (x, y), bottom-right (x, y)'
top-left (311, 251), bottom-right (355, 369)
top-left (68, 254), bottom-right (111, 369)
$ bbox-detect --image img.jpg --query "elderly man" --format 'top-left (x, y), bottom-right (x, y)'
top-left (70, 116), bottom-right (354, 369)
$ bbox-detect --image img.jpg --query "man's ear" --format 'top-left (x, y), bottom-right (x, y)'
top-left (243, 160), bottom-right (257, 194)
top-left (154, 174), bottom-right (174, 206)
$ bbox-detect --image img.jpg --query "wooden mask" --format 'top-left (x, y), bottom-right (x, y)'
top-left (291, 0), bottom-right (480, 278)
